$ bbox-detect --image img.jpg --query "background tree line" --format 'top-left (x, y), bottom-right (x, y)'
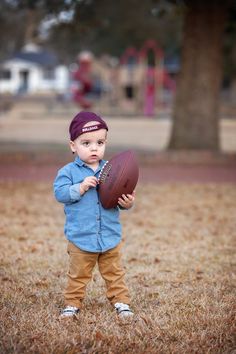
top-left (0, 0), bottom-right (236, 150)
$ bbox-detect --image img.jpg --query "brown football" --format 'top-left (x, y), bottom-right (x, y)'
top-left (98, 150), bottom-right (139, 209)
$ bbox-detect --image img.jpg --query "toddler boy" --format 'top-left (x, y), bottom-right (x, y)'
top-left (54, 111), bottom-right (135, 319)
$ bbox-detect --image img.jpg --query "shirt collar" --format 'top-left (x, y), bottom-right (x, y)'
top-left (74, 156), bottom-right (105, 172)
top-left (74, 156), bottom-right (85, 167)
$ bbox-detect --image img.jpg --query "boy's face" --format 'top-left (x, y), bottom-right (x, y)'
top-left (70, 121), bottom-right (107, 168)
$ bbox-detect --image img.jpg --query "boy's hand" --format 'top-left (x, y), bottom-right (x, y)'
top-left (118, 191), bottom-right (135, 209)
top-left (80, 176), bottom-right (98, 195)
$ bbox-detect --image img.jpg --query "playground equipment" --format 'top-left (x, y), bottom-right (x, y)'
top-left (71, 51), bottom-right (94, 109)
top-left (71, 41), bottom-right (176, 114)
top-left (120, 47), bottom-right (139, 100)
top-left (120, 40), bottom-right (176, 116)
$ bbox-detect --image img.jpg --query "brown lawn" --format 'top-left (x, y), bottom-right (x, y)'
top-left (0, 182), bottom-right (235, 353)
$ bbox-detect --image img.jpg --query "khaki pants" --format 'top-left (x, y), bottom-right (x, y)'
top-left (65, 241), bottom-right (130, 308)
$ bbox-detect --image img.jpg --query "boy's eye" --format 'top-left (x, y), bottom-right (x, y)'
top-left (82, 141), bottom-right (90, 146)
top-left (98, 140), bottom-right (104, 146)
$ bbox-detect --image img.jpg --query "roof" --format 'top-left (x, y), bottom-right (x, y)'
top-left (9, 49), bottom-right (59, 67)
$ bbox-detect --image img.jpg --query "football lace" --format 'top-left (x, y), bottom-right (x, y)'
top-left (98, 161), bottom-right (112, 184)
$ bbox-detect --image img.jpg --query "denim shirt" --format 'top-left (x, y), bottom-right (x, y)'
top-left (53, 156), bottom-right (121, 253)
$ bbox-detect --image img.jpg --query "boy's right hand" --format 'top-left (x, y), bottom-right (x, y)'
top-left (80, 176), bottom-right (98, 195)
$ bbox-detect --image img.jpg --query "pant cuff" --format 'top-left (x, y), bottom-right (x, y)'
top-left (110, 298), bottom-right (131, 306)
top-left (64, 301), bottom-right (82, 308)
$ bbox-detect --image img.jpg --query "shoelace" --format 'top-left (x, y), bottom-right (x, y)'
top-left (61, 306), bottom-right (79, 316)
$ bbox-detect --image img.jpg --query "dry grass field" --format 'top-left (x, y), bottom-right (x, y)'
top-left (0, 181), bottom-right (236, 353)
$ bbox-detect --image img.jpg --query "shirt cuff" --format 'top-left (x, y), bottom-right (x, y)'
top-left (69, 184), bottom-right (82, 201)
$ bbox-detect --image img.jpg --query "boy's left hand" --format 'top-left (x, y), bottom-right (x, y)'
top-left (118, 191), bottom-right (135, 209)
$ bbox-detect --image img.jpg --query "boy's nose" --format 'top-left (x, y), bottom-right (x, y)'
top-left (91, 144), bottom-right (97, 150)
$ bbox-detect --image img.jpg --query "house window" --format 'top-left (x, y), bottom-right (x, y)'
top-left (43, 67), bottom-right (55, 80)
top-left (0, 70), bottom-right (11, 80)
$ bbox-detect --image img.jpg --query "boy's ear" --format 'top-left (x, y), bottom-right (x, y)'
top-left (69, 140), bottom-right (76, 153)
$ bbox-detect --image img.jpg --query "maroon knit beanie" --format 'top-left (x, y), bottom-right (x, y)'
top-left (69, 111), bottom-right (108, 141)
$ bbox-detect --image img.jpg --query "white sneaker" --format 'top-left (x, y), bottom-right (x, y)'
top-left (114, 302), bottom-right (134, 318)
top-left (60, 306), bottom-right (80, 318)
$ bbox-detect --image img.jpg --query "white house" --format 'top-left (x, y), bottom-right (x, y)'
top-left (0, 43), bottom-right (69, 95)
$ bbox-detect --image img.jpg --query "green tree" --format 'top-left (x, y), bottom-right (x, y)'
top-left (46, 0), bottom-right (182, 62)
top-left (48, 0), bottom-right (236, 151)
top-left (1, 0), bottom-right (235, 152)
top-left (0, 0), bottom-right (68, 60)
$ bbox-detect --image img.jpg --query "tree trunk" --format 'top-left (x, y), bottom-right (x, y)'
top-left (24, 8), bottom-right (38, 44)
top-left (168, 1), bottom-right (228, 150)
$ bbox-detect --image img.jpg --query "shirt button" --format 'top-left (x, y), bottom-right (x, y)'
top-left (97, 217), bottom-right (100, 221)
